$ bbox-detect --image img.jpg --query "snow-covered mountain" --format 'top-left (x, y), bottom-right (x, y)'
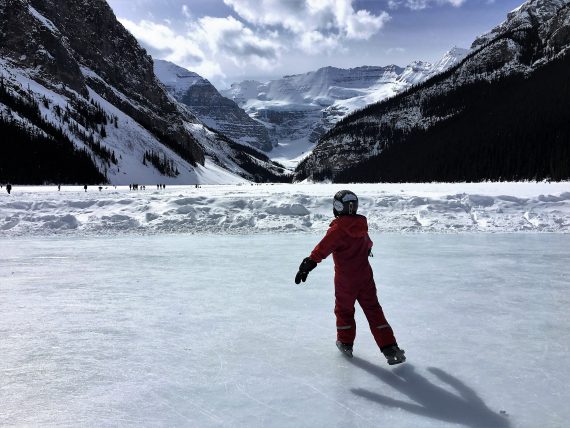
top-left (154, 60), bottom-right (273, 152)
top-left (472, 0), bottom-right (569, 49)
top-left (221, 48), bottom-right (468, 168)
top-left (0, 0), bottom-right (287, 185)
top-left (295, 0), bottom-right (570, 182)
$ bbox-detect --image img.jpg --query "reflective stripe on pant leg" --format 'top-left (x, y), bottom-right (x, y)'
top-left (335, 276), bottom-right (358, 345)
top-left (336, 324), bottom-right (356, 343)
top-left (357, 280), bottom-right (397, 349)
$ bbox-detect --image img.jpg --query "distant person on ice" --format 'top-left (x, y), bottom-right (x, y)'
top-left (6, 184), bottom-right (12, 194)
top-left (295, 190), bottom-right (406, 365)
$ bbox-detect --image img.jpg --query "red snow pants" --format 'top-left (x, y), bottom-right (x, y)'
top-left (334, 275), bottom-right (396, 350)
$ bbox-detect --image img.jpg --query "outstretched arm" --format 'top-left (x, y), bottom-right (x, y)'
top-left (294, 225), bottom-right (339, 284)
top-left (310, 225), bottom-right (339, 263)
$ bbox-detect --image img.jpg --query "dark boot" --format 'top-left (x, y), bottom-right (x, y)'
top-left (382, 344), bottom-right (406, 365)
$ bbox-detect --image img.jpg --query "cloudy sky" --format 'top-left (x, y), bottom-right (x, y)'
top-left (107, 0), bottom-right (524, 89)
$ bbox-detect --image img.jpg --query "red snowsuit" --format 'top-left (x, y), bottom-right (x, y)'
top-left (310, 214), bottom-right (397, 350)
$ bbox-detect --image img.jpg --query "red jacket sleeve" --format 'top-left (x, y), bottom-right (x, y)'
top-left (310, 223), bottom-right (340, 263)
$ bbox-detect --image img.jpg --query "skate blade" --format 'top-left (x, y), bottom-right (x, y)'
top-left (387, 354), bottom-right (406, 365)
top-left (336, 342), bottom-right (353, 358)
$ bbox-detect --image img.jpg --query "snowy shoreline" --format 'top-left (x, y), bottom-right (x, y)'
top-left (1, 182), bottom-right (569, 236)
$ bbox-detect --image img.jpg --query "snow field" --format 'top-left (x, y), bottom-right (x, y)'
top-left (1, 182), bottom-right (569, 236)
top-left (0, 234), bottom-right (568, 427)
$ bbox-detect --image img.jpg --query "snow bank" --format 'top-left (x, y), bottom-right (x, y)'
top-left (0, 183), bottom-right (569, 236)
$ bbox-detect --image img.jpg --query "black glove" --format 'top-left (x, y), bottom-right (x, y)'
top-left (295, 257), bottom-right (317, 284)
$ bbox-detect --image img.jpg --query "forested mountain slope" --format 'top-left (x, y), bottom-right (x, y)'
top-left (295, 0), bottom-right (570, 182)
top-left (0, 0), bottom-right (287, 184)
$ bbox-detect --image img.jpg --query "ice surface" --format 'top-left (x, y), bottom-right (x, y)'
top-left (1, 183), bottom-right (569, 236)
top-left (0, 234), bottom-right (568, 427)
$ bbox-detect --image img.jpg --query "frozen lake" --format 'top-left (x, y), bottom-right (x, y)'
top-left (1, 233), bottom-right (568, 427)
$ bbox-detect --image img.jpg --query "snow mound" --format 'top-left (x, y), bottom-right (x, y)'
top-left (1, 183), bottom-right (569, 236)
top-left (266, 204), bottom-right (310, 216)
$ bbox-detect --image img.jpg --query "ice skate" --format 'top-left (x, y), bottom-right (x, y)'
top-left (336, 341), bottom-right (353, 358)
top-left (382, 345), bottom-right (406, 365)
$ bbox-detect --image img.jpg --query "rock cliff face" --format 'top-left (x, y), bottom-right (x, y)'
top-left (0, 1), bottom-right (85, 93)
top-left (154, 60), bottom-right (273, 152)
top-left (0, 0), bottom-right (286, 183)
top-left (294, 0), bottom-right (570, 182)
top-left (1, 0), bottom-right (204, 164)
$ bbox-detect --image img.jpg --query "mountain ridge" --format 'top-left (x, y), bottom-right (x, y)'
top-left (154, 59), bottom-right (273, 153)
top-left (294, 0), bottom-right (570, 182)
top-left (0, 0), bottom-right (287, 184)
top-left (221, 48), bottom-right (468, 168)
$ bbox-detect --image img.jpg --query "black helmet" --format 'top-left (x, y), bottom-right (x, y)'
top-left (333, 190), bottom-right (358, 217)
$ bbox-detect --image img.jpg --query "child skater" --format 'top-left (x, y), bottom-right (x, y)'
top-left (295, 190), bottom-right (405, 365)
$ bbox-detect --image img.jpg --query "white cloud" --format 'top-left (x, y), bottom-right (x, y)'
top-left (118, 0), bottom-right (392, 85)
top-left (182, 5), bottom-right (192, 19)
top-left (385, 47), bottom-right (406, 54)
top-left (191, 16), bottom-right (281, 67)
top-left (119, 18), bottom-right (224, 80)
top-left (223, 0), bottom-right (390, 46)
top-left (346, 9), bottom-right (390, 39)
top-left (119, 15), bottom-right (283, 83)
top-left (299, 31), bottom-right (341, 54)
top-left (119, 18), bottom-right (204, 63)
top-left (388, 0), bottom-right (466, 10)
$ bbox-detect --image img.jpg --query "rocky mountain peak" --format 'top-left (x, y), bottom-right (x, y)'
top-left (0, 0), bottom-right (288, 184)
top-left (30, 0), bottom-right (158, 105)
top-left (0, 0), bottom-right (86, 94)
top-left (154, 60), bottom-right (273, 152)
top-left (473, 0), bottom-right (569, 50)
top-left (433, 46), bottom-right (469, 71)
top-left (293, 0), bottom-right (570, 182)
top-left (1, 0), bottom-right (205, 165)
top-left (154, 60), bottom-right (206, 98)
